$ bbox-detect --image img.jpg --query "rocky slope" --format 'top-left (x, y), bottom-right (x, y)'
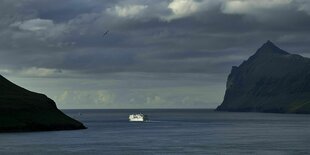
top-left (0, 75), bottom-right (86, 132)
top-left (216, 41), bottom-right (310, 114)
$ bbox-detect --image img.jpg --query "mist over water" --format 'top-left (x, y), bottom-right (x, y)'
top-left (0, 109), bottom-right (309, 155)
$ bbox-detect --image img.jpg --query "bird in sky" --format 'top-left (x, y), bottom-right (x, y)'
top-left (102, 30), bottom-right (109, 37)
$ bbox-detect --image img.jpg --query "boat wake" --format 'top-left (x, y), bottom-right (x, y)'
top-left (145, 120), bottom-right (162, 123)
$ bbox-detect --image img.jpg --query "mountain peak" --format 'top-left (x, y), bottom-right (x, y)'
top-left (255, 40), bottom-right (289, 55)
top-left (262, 40), bottom-right (277, 49)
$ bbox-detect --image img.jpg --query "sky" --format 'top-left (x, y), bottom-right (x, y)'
top-left (1, 0), bottom-right (310, 109)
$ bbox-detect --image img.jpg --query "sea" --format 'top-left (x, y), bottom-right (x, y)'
top-left (0, 109), bottom-right (309, 155)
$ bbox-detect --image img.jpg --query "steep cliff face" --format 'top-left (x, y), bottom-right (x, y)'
top-left (0, 75), bottom-right (86, 132)
top-left (216, 41), bottom-right (310, 114)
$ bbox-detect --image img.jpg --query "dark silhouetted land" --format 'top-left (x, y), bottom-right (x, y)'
top-left (217, 41), bottom-right (310, 114)
top-left (0, 75), bottom-right (86, 132)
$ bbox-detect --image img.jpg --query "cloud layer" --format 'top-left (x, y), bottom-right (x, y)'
top-left (1, 0), bottom-right (310, 76)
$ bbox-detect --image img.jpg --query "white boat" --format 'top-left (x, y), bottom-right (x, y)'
top-left (129, 113), bottom-right (148, 122)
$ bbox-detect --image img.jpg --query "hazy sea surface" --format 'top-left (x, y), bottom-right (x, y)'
top-left (0, 109), bottom-right (309, 155)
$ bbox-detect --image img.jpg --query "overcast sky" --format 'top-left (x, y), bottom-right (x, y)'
top-left (1, 0), bottom-right (310, 109)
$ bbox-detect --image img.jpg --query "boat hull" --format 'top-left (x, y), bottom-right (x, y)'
top-left (129, 118), bottom-right (145, 122)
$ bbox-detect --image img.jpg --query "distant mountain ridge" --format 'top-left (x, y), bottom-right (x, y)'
top-left (216, 41), bottom-right (310, 114)
top-left (0, 75), bottom-right (86, 132)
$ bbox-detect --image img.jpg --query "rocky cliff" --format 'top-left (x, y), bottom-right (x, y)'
top-left (216, 41), bottom-right (310, 114)
top-left (0, 75), bottom-right (86, 132)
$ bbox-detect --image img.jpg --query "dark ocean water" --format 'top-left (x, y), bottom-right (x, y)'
top-left (0, 109), bottom-right (309, 155)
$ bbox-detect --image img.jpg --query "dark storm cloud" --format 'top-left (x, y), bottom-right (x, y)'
top-left (1, 0), bottom-right (310, 77)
